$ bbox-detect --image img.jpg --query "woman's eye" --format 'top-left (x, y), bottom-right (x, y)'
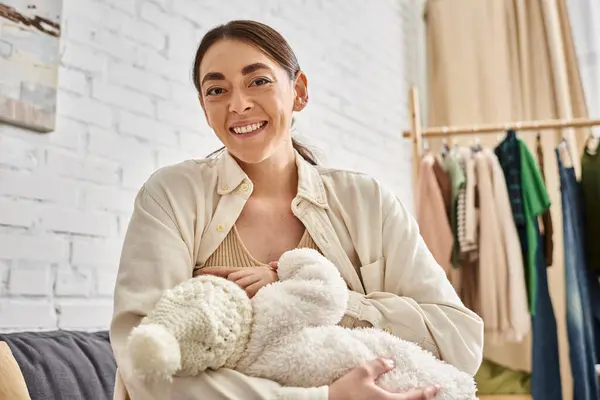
top-left (251, 78), bottom-right (271, 86)
top-left (206, 87), bottom-right (225, 96)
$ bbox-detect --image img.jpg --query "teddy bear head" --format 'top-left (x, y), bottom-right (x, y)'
top-left (127, 274), bottom-right (253, 382)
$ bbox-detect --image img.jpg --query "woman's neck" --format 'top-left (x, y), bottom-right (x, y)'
top-left (239, 147), bottom-right (298, 199)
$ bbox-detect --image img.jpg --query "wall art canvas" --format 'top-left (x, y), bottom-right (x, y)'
top-left (0, 1), bottom-right (62, 132)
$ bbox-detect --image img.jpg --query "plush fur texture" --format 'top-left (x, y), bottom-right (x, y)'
top-left (127, 248), bottom-right (477, 399)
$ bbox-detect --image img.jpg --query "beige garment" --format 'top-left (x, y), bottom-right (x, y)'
top-left (474, 152), bottom-right (510, 339)
top-left (201, 225), bottom-right (371, 330)
top-left (110, 150), bottom-right (484, 400)
top-left (415, 153), bottom-right (454, 274)
top-left (485, 149), bottom-right (531, 343)
top-left (202, 224), bottom-right (319, 268)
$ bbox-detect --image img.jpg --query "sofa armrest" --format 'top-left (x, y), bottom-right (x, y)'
top-left (0, 342), bottom-right (31, 400)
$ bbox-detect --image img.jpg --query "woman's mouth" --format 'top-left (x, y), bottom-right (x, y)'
top-left (229, 121), bottom-right (268, 137)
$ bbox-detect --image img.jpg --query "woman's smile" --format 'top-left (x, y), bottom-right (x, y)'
top-left (229, 120), bottom-right (269, 139)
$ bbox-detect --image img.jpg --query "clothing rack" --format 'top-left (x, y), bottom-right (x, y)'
top-left (402, 85), bottom-right (600, 399)
top-left (403, 86), bottom-right (600, 182)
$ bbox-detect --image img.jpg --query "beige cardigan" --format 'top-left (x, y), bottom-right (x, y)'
top-left (110, 150), bottom-right (484, 399)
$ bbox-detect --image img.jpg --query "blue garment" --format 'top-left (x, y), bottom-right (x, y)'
top-left (556, 147), bottom-right (600, 400)
top-left (530, 218), bottom-right (563, 400)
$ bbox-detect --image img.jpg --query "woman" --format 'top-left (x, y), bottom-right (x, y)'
top-left (109, 20), bottom-right (484, 400)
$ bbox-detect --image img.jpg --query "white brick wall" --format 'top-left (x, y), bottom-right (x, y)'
top-left (567, 0), bottom-right (600, 137)
top-left (0, 0), bottom-right (420, 332)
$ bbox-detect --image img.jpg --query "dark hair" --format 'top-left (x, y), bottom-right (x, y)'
top-left (192, 20), bottom-right (317, 165)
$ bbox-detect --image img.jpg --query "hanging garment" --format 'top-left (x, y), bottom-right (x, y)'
top-left (519, 140), bottom-right (562, 400)
top-left (556, 145), bottom-right (600, 400)
top-left (535, 134), bottom-right (554, 267)
top-left (442, 152), bottom-right (466, 268)
top-left (581, 138), bottom-right (600, 368)
top-left (415, 153), bottom-right (454, 274)
top-left (455, 147), bottom-right (478, 257)
top-left (485, 149), bottom-right (530, 343)
top-left (433, 155), bottom-right (452, 217)
top-left (581, 138), bottom-right (600, 274)
top-left (495, 131), bottom-right (530, 310)
top-left (474, 358), bottom-right (531, 395)
top-left (474, 151), bottom-right (510, 339)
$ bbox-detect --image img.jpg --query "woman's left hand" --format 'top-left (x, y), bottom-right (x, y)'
top-left (199, 266), bottom-right (278, 298)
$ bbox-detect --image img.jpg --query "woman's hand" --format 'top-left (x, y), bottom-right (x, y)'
top-left (329, 358), bottom-right (441, 400)
top-left (199, 266), bottom-right (278, 298)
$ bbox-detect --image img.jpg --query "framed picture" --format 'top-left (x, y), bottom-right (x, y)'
top-left (0, 1), bottom-right (62, 132)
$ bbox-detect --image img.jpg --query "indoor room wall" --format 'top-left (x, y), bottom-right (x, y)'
top-left (0, 0), bottom-right (419, 332)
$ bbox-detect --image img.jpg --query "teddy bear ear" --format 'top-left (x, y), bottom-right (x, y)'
top-left (127, 323), bottom-right (182, 382)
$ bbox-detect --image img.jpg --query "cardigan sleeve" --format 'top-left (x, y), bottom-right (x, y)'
top-left (109, 185), bottom-right (328, 400)
top-left (344, 188), bottom-right (484, 376)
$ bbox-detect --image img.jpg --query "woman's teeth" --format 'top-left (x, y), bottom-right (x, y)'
top-left (232, 122), bottom-right (265, 134)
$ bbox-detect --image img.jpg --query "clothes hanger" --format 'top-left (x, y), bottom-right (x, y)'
top-left (441, 137), bottom-right (450, 157)
top-left (472, 136), bottom-right (482, 152)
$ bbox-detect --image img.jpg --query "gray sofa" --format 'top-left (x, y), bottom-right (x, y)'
top-left (0, 330), bottom-right (117, 400)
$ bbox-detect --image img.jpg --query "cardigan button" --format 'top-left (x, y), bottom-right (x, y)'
top-left (383, 326), bottom-right (392, 334)
top-left (217, 224), bottom-right (225, 232)
top-left (240, 182), bottom-right (250, 192)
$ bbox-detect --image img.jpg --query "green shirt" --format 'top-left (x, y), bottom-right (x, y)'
top-left (519, 140), bottom-right (551, 314)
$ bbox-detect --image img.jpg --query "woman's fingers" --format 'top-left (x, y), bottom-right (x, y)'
top-left (395, 385), bottom-right (441, 400)
top-left (234, 274), bottom-right (262, 288)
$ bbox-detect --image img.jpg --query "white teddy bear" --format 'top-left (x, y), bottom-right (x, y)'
top-left (127, 248), bottom-right (477, 400)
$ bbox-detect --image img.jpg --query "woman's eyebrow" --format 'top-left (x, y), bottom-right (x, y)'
top-left (201, 63), bottom-right (273, 86)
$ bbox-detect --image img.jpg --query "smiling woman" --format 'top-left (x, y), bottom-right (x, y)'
top-left (192, 21), bottom-right (317, 165)
top-left (109, 19), bottom-right (484, 400)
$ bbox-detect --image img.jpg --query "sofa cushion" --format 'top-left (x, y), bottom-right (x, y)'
top-left (0, 330), bottom-right (116, 400)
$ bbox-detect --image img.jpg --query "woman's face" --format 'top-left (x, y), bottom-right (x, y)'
top-left (198, 39), bottom-right (308, 165)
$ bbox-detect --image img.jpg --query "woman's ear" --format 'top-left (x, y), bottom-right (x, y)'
top-left (293, 71), bottom-right (309, 112)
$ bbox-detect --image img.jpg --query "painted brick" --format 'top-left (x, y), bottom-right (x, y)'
top-left (87, 126), bottom-right (155, 165)
top-left (50, 117), bottom-right (86, 151)
top-left (0, 134), bottom-right (41, 170)
top-left (107, 61), bottom-right (170, 98)
top-left (40, 207), bottom-right (115, 237)
top-left (92, 81), bottom-right (155, 116)
top-left (0, 261), bottom-right (8, 295)
top-left (61, 42), bottom-right (107, 73)
top-left (117, 111), bottom-right (178, 147)
top-left (58, 67), bottom-right (89, 96)
top-left (0, 169), bottom-right (79, 206)
top-left (7, 262), bottom-right (53, 296)
top-left (56, 300), bottom-right (113, 330)
top-left (55, 266), bottom-right (94, 297)
top-left (71, 237), bottom-right (123, 267)
top-left (82, 184), bottom-right (137, 214)
top-left (0, 300), bottom-right (57, 329)
top-left (57, 91), bottom-right (113, 129)
top-left (0, 234), bottom-right (69, 262)
top-left (45, 148), bottom-right (120, 186)
top-left (96, 269), bottom-right (117, 297)
top-left (0, 198), bottom-right (39, 228)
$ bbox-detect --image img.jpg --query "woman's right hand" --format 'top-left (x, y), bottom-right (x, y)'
top-left (328, 358), bottom-right (441, 400)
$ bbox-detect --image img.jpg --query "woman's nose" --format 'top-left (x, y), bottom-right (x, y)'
top-left (228, 90), bottom-right (253, 114)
